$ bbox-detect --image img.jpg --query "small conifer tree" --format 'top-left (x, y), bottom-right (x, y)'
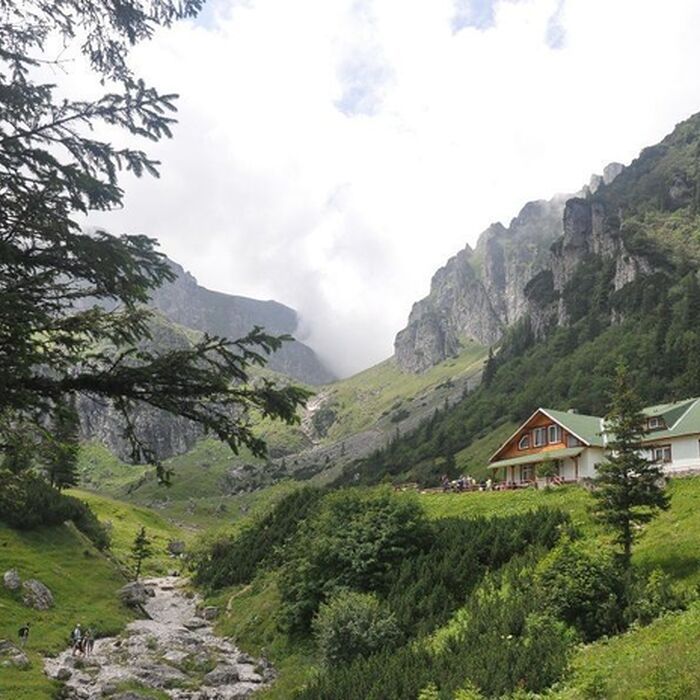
top-left (131, 526), bottom-right (154, 580)
top-left (593, 364), bottom-right (670, 568)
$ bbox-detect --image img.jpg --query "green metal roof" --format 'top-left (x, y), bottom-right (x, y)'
top-left (641, 398), bottom-right (700, 442)
top-left (540, 408), bottom-right (605, 447)
top-left (489, 447), bottom-right (584, 470)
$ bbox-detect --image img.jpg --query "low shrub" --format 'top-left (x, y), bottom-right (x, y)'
top-left (313, 590), bottom-right (400, 666)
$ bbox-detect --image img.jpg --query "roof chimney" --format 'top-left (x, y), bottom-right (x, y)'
top-left (567, 408), bottom-right (578, 414)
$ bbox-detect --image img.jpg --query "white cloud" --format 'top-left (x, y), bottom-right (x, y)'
top-left (82, 0), bottom-right (700, 376)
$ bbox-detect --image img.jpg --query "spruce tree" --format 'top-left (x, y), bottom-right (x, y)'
top-left (593, 364), bottom-right (670, 568)
top-left (131, 526), bottom-right (154, 580)
top-left (0, 1), bottom-right (310, 481)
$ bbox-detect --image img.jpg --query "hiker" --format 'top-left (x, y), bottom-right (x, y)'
top-left (83, 627), bottom-right (95, 657)
top-left (71, 623), bottom-right (83, 656)
top-left (441, 474), bottom-right (450, 492)
top-left (18, 622), bottom-right (30, 648)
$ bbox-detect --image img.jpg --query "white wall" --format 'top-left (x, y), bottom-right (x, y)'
top-left (663, 435), bottom-right (700, 473)
top-left (580, 447), bottom-right (605, 478)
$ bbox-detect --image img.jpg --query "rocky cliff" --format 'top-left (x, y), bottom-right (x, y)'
top-left (148, 260), bottom-right (334, 385)
top-left (393, 162), bottom-right (640, 373)
top-left (394, 195), bottom-right (569, 372)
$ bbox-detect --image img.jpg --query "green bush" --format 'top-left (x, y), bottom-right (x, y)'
top-left (279, 488), bottom-right (431, 635)
top-left (627, 569), bottom-right (686, 625)
top-left (313, 590), bottom-right (400, 666)
top-left (535, 538), bottom-right (623, 641)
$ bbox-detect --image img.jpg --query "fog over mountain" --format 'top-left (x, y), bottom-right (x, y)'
top-left (82, 0), bottom-right (700, 377)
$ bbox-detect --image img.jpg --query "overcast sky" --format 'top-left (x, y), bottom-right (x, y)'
top-left (86, 0), bottom-right (700, 377)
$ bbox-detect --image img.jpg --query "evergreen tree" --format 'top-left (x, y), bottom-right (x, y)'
top-left (0, 1), bottom-right (310, 480)
top-left (482, 348), bottom-right (496, 387)
top-left (593, 364), bottom-right (670, 568)
top-left (131, 526), bottom-right (154, 580)
top-left (44, 397), bottom-right (80, 490)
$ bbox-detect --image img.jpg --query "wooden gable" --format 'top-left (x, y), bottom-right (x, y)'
top-left (491, 410), bottom-right (580, 462)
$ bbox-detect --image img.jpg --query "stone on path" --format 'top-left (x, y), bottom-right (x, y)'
top-left (3, 568), bottom-right (21, 591)
top-left (118, 581), bottom-right (154, 607)
top-left (21, 578), bottom-right (54, 609)
top-left (204, 664), bottom-right (240, 686)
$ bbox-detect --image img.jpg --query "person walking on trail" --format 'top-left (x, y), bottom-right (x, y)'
top-left (71, 623), bottom-right (82, 656)
top-left (83, 627), bottom-right (95, 657)
top-left (18, 622), bottom-right (30, 648)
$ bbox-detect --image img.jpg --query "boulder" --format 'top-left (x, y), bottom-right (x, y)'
top-left (3, 568), bottom-right (21, 591)
top-left (21, 578), bottom-right (54, 610)
top-left (118, 581), bottom-right (153, 607)
top-left (113, 693), bottom-right (152, 700)
top-left (203, 664), bottom-right (240, 686)
top-left (202, 606), bottom-right (220, 621)
top-left (167, 540), bottom-right (186, 556)
top-left (0, 639), bottom-right (30, 669)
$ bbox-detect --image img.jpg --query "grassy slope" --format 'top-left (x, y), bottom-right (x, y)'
top-left (77, 441), bottom-right (304, 530)
top-left (319, 342), bottom-right (486, 442)
top-left (68, 489), bottom-right (186, 576)
top-left (0, 490), bottom-right (190, 699)
top-left (0, 523), bottom-right (131, 699)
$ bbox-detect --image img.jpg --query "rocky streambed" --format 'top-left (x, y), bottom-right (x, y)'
top-left (44, 576), bottom-right (274, 700)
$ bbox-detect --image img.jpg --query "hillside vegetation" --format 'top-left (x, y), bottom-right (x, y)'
top-left (191, 476), bottom-right (700, 699)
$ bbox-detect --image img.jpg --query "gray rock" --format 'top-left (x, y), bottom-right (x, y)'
top-left (113, 693), bottom-right (152, 700)
top-left (201, 606), bottom-right (219, 621)
top-left (168, 540), bottom-right (186, 556)
top-left (21, 578), bottom-right (54, 610)
top-left (204, 664), bottom-right (240, 686)
top-left (3, 568), bottom-right (21, 591)
top-left (118, 581), bottom-right (152, 607)
top-left (394, 196), bottom-right (567, 372)
top-left (56, 666), bottom-right (72, 680)
top-left (183, 617), bottom-right (207, 630)
top-left (0, 639), bottom-right (29, 668)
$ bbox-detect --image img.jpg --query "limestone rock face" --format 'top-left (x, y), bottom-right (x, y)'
top-left (394, 197), bottom-right (567, 372)
top-left (148, 259), bottom-right (334, 386)
top-left (3, 568), bottom-right (21, 591)
top-left (544, 197), bottom-right (652, 328)
top-left (393, 163), bottom-right (642, 373)
top-left (21, 579), bottom-right (54, 610)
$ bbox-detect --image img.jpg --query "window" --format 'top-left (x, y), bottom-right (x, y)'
top-left (518, 434), bottom-right (530, 450)
top-left (567, 434), bottom-right (581, 448)
top-left (548, 424), bottom-right (561, 444)
top-left (652, 445), bottom-right (672, 463)
top-left (533, 427), bottom-right (546, 447)
top-left (648, 417), bottom-right (661, 430)
top-left (521, 465), bottom-right (534, 482)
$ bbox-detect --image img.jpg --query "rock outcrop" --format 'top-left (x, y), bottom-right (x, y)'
top-left (395, 196), bottom-right (568, 372)
top-left (0, 639), bottom-right (29, 669)
top-left (148, 259), bottom-right (334, 386)
top-left (21, 579), bottom-right (54, 610)
top-left (394, 164), bottom-right (631, 373)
